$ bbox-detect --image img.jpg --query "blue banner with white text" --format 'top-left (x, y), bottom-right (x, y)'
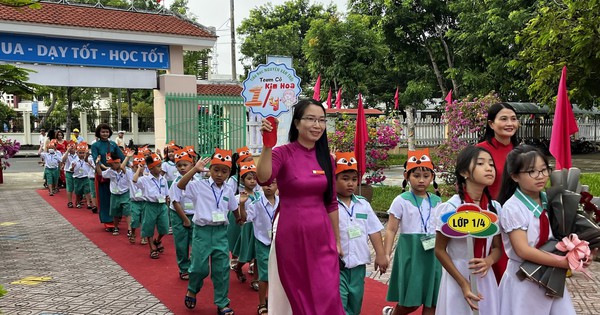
top-left (0, 33), bottom-right (169, 69)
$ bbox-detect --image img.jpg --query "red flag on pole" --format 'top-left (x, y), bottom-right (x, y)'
top-left (445, 89), bottom-right (453, 104)
top-left (394, 87), bottom-right (399, 110)
top-left (326, 88), bottom-right (332, 108)
top-left (354, 93), bottom-right (368, 182)
top-left (550, 66), bottom-right (579, 170)
top-left (335, 88), bottom-right (342, 109)
top-left (312, 74), bottom-right (321, 101)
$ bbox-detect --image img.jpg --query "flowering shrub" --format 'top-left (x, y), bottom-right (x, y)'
top-left (329, 114), bottom-right (402, 185)
top-left (0, 135), bottom-right (21, 170)
top-left (436, 93), bottom-right (502, 183)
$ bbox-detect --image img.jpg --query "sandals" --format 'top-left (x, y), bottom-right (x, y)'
top-left (91, 206), bottom-right (98, 213)
top-left (230, 258), bottom-right (238, 270)
top-left (112, 227), bottom-right (120, 236)
top-left (250, 280), bottom-right (259, 291)
top-left (248, 261), bottom-right (255, 274)
top-left (140, 238), bottom-right (148, 245)
top-left (217, 305), bottom-right (235, 315)
top-left (154, 240), bottom-right (164, 253)
top-left (257, 304), bottom-right (267, 315)
top-left (128, 233), bottom-right (136, 244)
top-left (382, 306), bottom-right (394, 315)
top-left (67, 202), bottom-right (73, 208)
top-left (179, 272), bottom-right (189, 280)
top-left (184, 295), bottom-right (196, 309)
top-left (232, 265), bottom-right (246, 283)
top-left (150, 250), bottom-right (159, 259)
top-left (76, 204), bottom-right (82, 209)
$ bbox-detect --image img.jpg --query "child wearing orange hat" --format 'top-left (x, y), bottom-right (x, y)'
top-left (39, 142), bottom-right (62, 196)
top-left (168, 148), bottom-right (196, 280)
top-left (133, 153), bottom-right (169, 258)
top-left (97, 153), bottom-right (131, 237)
top-left (121, 150), bottom-right (147, 244)
top-left (71, 143), bottom-right (92, 209)
top-left (177, 148), bottom-right (240, 314)
top-left (162, 140), bottom-right (181, 189)
top-left (334, 152), bottom-right (387, 315)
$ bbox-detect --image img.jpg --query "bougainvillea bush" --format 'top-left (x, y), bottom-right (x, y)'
top-left (329, 114), bottom-right (402, 185)
top-left (436, 93), bottom-right (502, 183)
top-left (0, 135), bottom-right (21, 170)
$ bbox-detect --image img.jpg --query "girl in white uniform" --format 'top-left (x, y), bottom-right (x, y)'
top-left (496, 145), bottom-right (578, 315)
top-left (434, 146), bottom-right (502, 315)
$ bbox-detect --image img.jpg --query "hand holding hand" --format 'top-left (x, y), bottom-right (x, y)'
top-left (374, 253), bottom-right (389, 274)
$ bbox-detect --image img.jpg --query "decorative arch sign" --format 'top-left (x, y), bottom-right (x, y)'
top-left (0, 33), bottom-right (169, 69)
top-left (439, 203), bottom-right (500, 315)
top-left (241, 62), bottom-right (302, 118)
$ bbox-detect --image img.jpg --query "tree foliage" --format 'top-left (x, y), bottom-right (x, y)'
top-left (0, 64), bottom-right (37, 96)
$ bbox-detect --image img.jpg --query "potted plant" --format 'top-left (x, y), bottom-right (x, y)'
top-left (0, 135), bottom-right (21, 184)
top-left (329, 114), bottom-right (402, 200)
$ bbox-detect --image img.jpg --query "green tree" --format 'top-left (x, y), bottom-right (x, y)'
top-left (0, 64), bottom-right (37, 95)
top-left (513, 0), bottom-right (600, 109)
top-left (237, 0), bottom-right (337, 86)
top-left (0, 0), bottom-right (41, 8)
top-left (0, 101), bottom-right (16, 129)
top-left (303, 14), bottom-right (389, 106)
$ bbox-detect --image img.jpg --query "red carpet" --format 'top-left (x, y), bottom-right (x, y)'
top-left (39, 189), bottom-right (409, 314)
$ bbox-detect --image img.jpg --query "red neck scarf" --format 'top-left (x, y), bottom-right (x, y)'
top-left (463, 190), bottom-right (488, 259)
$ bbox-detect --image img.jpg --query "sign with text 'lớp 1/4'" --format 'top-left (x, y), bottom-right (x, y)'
top-left (241, 62), bottom-right (302, 118)
top-left (0, 33), bottom-right (169, 69)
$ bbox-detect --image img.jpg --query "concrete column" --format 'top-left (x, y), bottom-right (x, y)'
top-left (79, 111), bottom-right (88, 143)
top-left (23, 111), bottom-right (31, 145)
top-left (168, 46), bottom-right (184, 75)
top-left (153, 74), bottom-right (196, 153)
top-left (131, 112), bottom-right (139, 144)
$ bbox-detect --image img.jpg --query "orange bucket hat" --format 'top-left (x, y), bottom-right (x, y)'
top-left (335, 152), bottom-right (358, 175)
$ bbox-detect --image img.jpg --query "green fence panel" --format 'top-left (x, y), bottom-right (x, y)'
top-left (166, 94), bottom-right (246, 157)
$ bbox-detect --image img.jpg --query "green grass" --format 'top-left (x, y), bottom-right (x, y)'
top-left (382, 154), bottom-right (406, 167)
top-left (581, 173), bottom-right (600, 195)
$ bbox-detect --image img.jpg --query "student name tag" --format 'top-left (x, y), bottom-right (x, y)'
top-left (111, 188), bottom-right (119, 194)
top-left (78, 169), bottom-right (84, 174)
top-left (312, 170), bottom-right (325, 175)
top-left (212, 211), bottom-right (226, 222)
top-left (184, 202), bottom-right (194, 210)
top-left (158, 197), bottom-right (166, 204)
top-left (355, 213), bottom-right (368, 220)
top-left (348, 226), bottom-right (362, 239)
top-left (420, 235), bottom-right (436, 251)
top-left (135, 191), bottom-right (143, 198)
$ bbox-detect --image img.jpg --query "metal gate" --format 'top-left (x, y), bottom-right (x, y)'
top-left (166, 94), bottom-right (246, 157)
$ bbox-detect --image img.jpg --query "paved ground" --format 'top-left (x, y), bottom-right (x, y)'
top-left (2, 152), bottom-right (600, 314)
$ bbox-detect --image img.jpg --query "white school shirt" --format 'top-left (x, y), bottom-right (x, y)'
top-left (161, 160), bottom-right (179, 183)
top-left (388, 191), bottom-right (442, 235)
top-left (72, 157), bottom-right (91, 179)
top-left (41, 151), bottom-right (62, 168)
top-left (126, 168), bottom-right (145, 201)
top-left (338, 195), bottom-right (384, 269)
top-left (246, 194), bottom-right (279, 246)
top-left (63, 153), bottom-right (78, 172)
top-left (169, 175), bottom-right (195, 215)
top-left (136, 174), bottom-right (168, 203)
top-left (86, 155), bottom-right (96, 179)
top-left (183, 177), bottom-right (237, 226)
top-left (101, 169), bottom-right (130, 195)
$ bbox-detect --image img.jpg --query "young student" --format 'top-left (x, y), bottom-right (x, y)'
top-left (86, 149), bottom-right (98, 213)
top-left (133, 153), bottom-right (169, 258)
top-left (71, 143), bottom-right (91, 209)
top-left (178, 148), bottom-right (240, 315)
top-left (333, 152), bottom-right (387, 315)
top-left (497, 145), bottom-right (583, 315)
top-left (98, 153), bottom-right (131, 236)
top-left (168, 148), bottom-right (196, 280)
top-left (40, 142), bottom-right (62, 196)
top-left (162, 141), bottom-right (180, 188)
top-left (62, 141), bottom-right (78, 207)
top-left (121, 151), bottom-right (146, 244)
top-left (434, 146), bottom-right (502, 315)
top-left (382, 149), bottom-right (442, 315)
top-left (227, 146), bottom-right (252, 270)
top-left (232, 160), bottom-right (262, 289)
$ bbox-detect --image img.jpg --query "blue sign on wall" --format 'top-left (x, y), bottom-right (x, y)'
top-left (0, 33), bottom-right (170, 69)
top-left (32, 101), bottom-right (38, 117)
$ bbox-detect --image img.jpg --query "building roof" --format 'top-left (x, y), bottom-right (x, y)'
top-left (326, 108), bottom-right (385, 115)
top-left (0, 1), bottom-right (216, 38)
top-left (197, 83), bottom-right (243, 96)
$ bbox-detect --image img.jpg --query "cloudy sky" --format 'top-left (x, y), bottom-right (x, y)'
top-left (162, 0), bottom-right (349, 75)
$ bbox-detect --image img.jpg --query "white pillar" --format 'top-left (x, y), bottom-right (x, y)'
top-left (131, 112), bottom-right (139, 144)
top-left (23, 111), bottom-right (31, 145)
top-left (79, 111), bottom-right (88, 143)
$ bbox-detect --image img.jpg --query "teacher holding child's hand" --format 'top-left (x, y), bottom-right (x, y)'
top-left (256, 99), bottom-right (345, 315)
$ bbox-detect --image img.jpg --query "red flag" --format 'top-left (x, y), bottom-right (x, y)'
top-left (394, 87), bottom-right (399, 110)
top-left (550, 66), bottom-right (579, 170)
top-left (312, 74), bottom-right (321, 100)
top-left (335, 88), bottom-right (342, 109)
top-left (445, 89), bottom-right (453, 104)
top-left (354, 94), bottom-right (368, 181)
top-left (326, 88), bottom-right (332, 108)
